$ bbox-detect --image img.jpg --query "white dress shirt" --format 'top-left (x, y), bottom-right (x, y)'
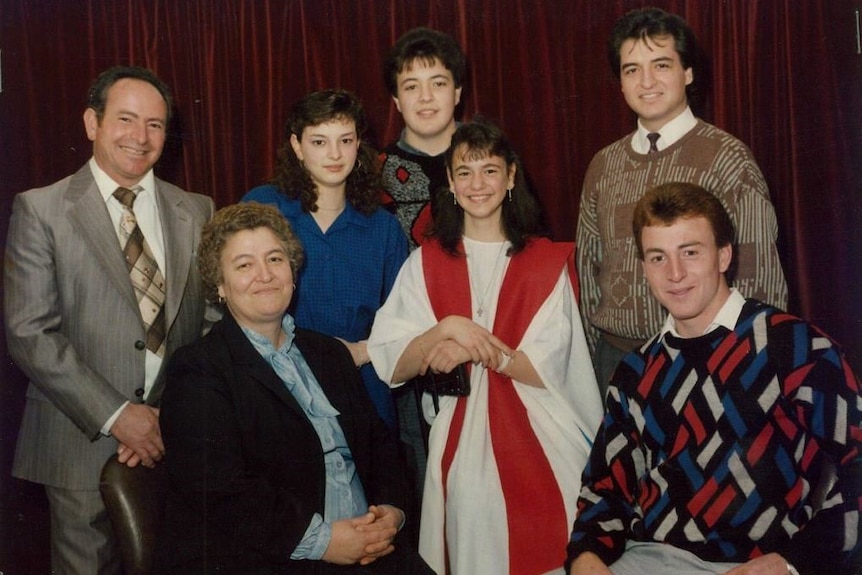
top-left (632, 106), bottom-right (698, 154)
top-left (90, 158), bottom-right (166, 433)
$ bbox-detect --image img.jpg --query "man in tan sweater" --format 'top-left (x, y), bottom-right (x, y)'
top-left (576, 7), bottom-right (787, 396)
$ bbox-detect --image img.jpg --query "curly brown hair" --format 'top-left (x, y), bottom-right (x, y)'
top-left (197, 202), bottom-right (304, 303)
top-left (270, 89), bottom-right (381, 215)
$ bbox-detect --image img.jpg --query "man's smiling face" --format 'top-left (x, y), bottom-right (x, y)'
top-left (84, 77), bottom-right (168, 187)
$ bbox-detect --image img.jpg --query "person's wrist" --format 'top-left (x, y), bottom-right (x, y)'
top-left (496, 351), bottom-right (512, 374)
top-left (379, 504), bottom-right (406, 531)
top-left (506, 351), bottom-right (516, 376)
top-left (355, 341), bottom-right (370, 367)
top-left (496, 350), bottom-right (516, 376)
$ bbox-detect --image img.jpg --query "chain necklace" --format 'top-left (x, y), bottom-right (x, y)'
top-left (468, 241), bottom-right (509, 318)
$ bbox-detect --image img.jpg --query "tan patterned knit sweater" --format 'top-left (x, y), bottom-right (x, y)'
top-left (576, 120), bottom-right (788, 350)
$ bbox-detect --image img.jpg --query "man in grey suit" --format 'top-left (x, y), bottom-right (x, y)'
top-left (4, 66), bottom-right (214, 574)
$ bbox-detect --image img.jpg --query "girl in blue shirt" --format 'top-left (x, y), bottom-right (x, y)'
top-left (243, 89), bottom-right (408, 429)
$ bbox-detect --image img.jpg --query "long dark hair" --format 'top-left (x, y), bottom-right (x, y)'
top-left (430, 118), bottom-right (545, 257)
top-left (270, 89), bottom-right (381, 215)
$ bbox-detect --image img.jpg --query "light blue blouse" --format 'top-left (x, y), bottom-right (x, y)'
top-left (241, 186), bottom-right (408, 428)
top-left (242, 314), bottom-right (368, 560)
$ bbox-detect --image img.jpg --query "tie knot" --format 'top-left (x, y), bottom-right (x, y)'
top-left (647, 132), bottom-right (661, 153)
top-left (113, 186), bottom-right (138, 209)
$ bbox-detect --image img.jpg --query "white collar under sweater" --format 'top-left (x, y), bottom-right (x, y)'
top-left (660, 288), bottom-right (746, 340)
top-left (632, 106), bottom-right (698, 154)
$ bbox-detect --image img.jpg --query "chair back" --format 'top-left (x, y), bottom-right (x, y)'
top-left (99, 454), bottom-right (167, 575)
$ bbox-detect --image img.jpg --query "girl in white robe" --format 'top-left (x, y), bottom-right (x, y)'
top-left (368, 120), bottom-right (603, 575)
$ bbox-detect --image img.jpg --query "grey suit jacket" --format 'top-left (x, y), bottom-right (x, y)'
top-left (4, 163), bottom-right (215, 489)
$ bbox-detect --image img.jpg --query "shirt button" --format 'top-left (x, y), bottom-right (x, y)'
top-left (134, 340), bottom-right (146, 350)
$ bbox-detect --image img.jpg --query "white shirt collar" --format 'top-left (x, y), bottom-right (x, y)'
top-left (660, 288), bottom-right (746, 339)
top-left (633, 106), bottom-right (697, 154)
top-left (89, 157), bottom-right (156, 203)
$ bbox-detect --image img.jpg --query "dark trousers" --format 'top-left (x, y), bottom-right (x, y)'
top-left (594, 335), bottom-right (632, 403)
top-left (393, 380), bottom-right (428, 549)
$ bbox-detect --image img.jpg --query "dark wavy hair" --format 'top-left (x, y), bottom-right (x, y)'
top-left (608, 7), bottom-right (700, 104)
top-left (632, 181), bottom-right (735, 260)
top-left (430, 118), bottom-right (545, 257)
top-left (383, 27), bottom-right (466, 96)
top-left (197, 202), bottom-right (305, 304)
top-left (270, 89), bottom-right (381, 215)
top-left (86, 65), bottom-right (173, 124)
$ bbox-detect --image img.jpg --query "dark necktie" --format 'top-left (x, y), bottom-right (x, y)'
top-left (113, 187), bottom-right (166, 357)
top-left (647, 132), bottom-right (661, 154)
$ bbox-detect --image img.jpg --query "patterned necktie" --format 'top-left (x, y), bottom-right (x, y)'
top-left (647, 132), bottom-right (661, 154)
top-left (113, 187), bottom-right (166, 356)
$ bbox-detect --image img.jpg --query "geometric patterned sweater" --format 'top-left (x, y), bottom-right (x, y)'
top-left (567, 300), bottom-right (862, 574)
top-left (379, 140), bottom-right (450, 250)
top-left (576, 121), bottom-right (788, 351)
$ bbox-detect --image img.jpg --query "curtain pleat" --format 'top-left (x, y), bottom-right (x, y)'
top-left (0, 0), bottom-right (860, 368)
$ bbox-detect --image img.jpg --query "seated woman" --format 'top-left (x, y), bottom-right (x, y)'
top-left (368, 119), bottom-right (604, 575)
top-left (157, 203), bottom-right (432, 574)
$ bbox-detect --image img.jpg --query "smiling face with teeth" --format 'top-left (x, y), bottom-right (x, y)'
top-left (640, 216), bottom-right (732, 338)
top-left (448, 144), bottom-right (516, 240)
top-left (84, 78), bottom-right (168, 188)
top-left (618, 34), bottom-right (693, 133)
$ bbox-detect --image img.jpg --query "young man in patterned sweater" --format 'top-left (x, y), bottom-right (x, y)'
top-left (576, 7), bottom-right (788, 396)
top-left (566, 182), bottom-right (861, 575)
top-left (377, 27), bottom-right (466, 545)
top-left (380, 27), bottom-right (465, 249)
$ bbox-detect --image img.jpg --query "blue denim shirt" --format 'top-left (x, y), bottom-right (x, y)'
top-left (241, 186), bottom-right (408, 428)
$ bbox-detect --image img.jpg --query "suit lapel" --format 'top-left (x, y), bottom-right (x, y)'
top-left (248, 360), bottom-right (310, 420)
top-left (221, 314), bottom-right (310, 420)
top-left (155, 181), bottom-right (194, 335)
top-left (294, 329), bottom-right (360, 445)
top-left (219, 313), bottom-right (363, 441)
top-left (66, 165), bottom-right (139, 311)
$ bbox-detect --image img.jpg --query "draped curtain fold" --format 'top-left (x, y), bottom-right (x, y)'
top-left (0, 0), bottom-right (859, 366)
top-left (1, 2), bottom-right (860, 568)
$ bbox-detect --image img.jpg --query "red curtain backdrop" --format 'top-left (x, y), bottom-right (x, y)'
top-left (2, 0), bottom-right (861, 399)
top-left (0, 0), bottom-right (860, 566)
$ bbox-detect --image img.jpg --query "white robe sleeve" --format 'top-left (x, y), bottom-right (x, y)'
top-left (367, 248), bottom-right (437, 387)
top-left (516, 268), bottom-right (604, 445)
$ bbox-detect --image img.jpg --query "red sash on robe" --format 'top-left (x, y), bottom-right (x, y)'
top-left (422, 237), bottom-right (576, 575)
